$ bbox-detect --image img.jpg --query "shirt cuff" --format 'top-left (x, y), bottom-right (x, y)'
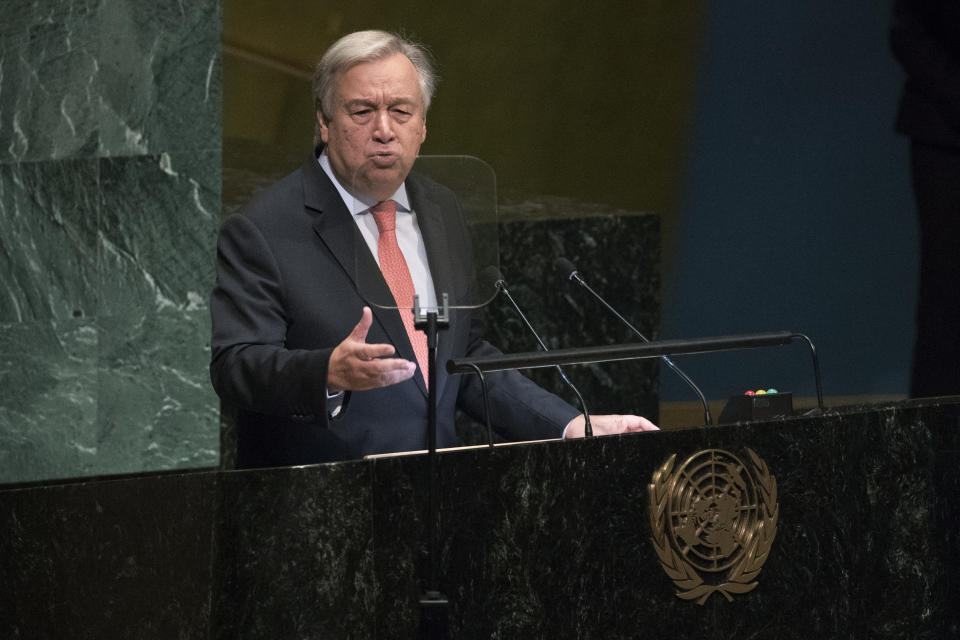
top-left (326, 388), bottom-right (345, 418)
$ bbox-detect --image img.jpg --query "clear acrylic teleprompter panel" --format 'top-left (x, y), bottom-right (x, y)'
top-left (352, 155), bottom-right (500, 311)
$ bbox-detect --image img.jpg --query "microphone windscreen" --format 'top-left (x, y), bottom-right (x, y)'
top-left (553, 257), bottom-right (578, 279)
top-left (480, 265), bottom-right (505, 289)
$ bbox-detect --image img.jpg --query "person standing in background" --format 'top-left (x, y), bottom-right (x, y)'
top-left (890, 0), bottom-right (960, 397)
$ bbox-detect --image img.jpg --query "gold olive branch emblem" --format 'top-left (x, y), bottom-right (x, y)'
top-left (648, 448), bottom-right (778, 605)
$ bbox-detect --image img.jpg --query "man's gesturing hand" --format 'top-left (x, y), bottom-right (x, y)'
top-left (327, 307), bottom-right (416, 392)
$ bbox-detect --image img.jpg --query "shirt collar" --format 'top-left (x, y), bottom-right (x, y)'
top-left (318, 151), bottom-right (411, 215)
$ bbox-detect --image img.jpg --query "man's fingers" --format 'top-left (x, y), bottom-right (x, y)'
top-left (374, 359), bottom-right (417, 386)
top-left (355, 342), bottom-right (397, 361)
top-left (620, 415), bottom-right (659, 432)
top-left (359, 357), bottom-right (416, 388)
top-left (348, 306), bottom-right (374, 343)
top-left (328, 309), bottom-right (419, 391)
top-left (638, 417), bottom-right (659, 431)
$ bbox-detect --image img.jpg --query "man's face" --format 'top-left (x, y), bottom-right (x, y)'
top-left (319, 53), bottom-right (427, 203)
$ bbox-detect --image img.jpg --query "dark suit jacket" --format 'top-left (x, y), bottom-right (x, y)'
top-left (210, 152), bottom-right (579, 468)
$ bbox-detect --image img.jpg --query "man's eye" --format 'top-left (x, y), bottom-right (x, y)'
top-left (353, 109), bottom-right (372, 117)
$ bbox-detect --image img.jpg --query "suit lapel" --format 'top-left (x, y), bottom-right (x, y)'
top-left (304, 156), bottom-right (427, 396)
top-left (408, 173), bottom-right (461, 401)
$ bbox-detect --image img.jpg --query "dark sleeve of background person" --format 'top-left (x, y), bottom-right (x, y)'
top-left (890, 0), bottom-right (960, 144)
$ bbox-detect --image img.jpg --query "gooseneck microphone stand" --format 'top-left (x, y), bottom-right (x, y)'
top-left (494, 275), bottom-right (593, 437)
top-left (413, 293), bottom-right (450, 640)
top-left (555, 258), bottom-right (714, 426)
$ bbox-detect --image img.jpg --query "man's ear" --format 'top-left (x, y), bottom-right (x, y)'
top-left (317, 111), bottom-right (329, 143)
top-left (419, 118), bottom-right (427, 144)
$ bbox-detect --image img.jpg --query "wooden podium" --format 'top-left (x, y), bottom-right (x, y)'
top-left (2, 398), bottom-right (958, 639)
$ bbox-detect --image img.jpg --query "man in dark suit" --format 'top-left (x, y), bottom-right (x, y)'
top-left (891, 0), bottom-right (960, 397)
top-left (210, 30), bottom-right (656, 468)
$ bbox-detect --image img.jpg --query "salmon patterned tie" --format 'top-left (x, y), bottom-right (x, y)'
top-left (371, 199), bottom-right (429, 388)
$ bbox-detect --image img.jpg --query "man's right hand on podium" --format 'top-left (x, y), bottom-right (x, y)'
top-left (564, 414), bottom-right (659, 438)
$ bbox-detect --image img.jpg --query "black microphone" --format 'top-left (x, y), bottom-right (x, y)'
top-left (554, 257), bottom-right (713, 426)
top-left (488, 267), bottom-right (593, 437)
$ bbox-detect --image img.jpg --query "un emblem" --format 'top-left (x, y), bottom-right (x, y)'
top-left (648, 448), bottom-right (778, 604)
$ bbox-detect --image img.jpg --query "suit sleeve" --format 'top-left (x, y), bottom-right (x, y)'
top-left (209, 214), bottom-right (338, 423)
top-left (890, 0), bottom-right (960, 124)
top-left (455, 309), bottom-right (580, 442)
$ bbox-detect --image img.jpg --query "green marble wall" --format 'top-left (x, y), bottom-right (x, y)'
top-left (0, 0), bottom-right (222, 483)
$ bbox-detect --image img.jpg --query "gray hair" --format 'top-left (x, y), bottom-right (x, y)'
top-left (313, 30), bottom-right (437, 144)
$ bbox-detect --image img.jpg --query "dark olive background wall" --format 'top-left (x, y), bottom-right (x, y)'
top-left (223, 0), bottom-right (918, 404)
top-left (223, 1), bottom-right (704, 230)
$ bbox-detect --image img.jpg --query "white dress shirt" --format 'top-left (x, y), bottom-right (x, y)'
top-left (318, 153), bottom-right (438, 311)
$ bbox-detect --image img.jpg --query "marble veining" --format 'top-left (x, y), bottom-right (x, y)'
top-left (0, 470), bottom-right (217, 639)
top-left (0, 159), bottom-right (100, 323)
top-left (97, 151), bottom-right (220, 317)
top-left (96, 310), bottom-right (219, 475)
top-left (212, 463), bottom-right (377, 639)
top-left (0, 0), bottom-right (101, 162)
top-left (0, 319), bottom-right (98, 483)
top-left (95, 0), bottom-right (221, 157)
top-left (3, 400), bottom-right (958, 638)
top-left (1, 0), bottom-right (222, 484)
top-left (1, 0), bottom-right (220, 163)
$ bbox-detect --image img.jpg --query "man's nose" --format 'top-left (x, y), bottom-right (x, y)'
top-left (372, 110), bottom-right (396, 142)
